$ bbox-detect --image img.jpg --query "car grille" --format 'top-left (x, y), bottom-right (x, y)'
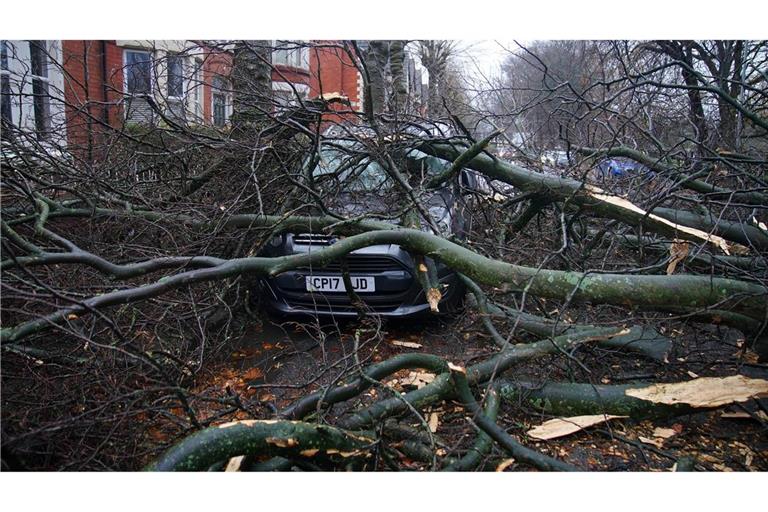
top-left (284, 297), bottom-right (402, 313)
top-left (299, 255), bottom-right (408, 273)
top-left (293, 233), bottom-right (336, 245)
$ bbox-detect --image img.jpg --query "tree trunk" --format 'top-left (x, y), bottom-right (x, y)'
top-left (231, 40), bottom-right (273, 133)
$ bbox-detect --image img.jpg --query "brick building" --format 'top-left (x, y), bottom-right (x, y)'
top-left (61, 40), bottom-right (234, 144)
top-left (1, 39), bottom-right (364, 151)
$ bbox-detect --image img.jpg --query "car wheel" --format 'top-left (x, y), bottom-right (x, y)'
top-left (439, 280), bottom-right (466, 316)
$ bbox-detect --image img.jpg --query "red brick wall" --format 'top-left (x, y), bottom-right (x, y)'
top-left (61, 40), bottom-right (124, 153)
top-left (272, 66), bottom-right (311, 88)
top-left (308, 42), bottom-right (362, 125)
top-left (202, 49), bottom-right (232, 124)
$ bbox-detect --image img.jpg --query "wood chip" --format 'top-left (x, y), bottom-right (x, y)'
top-left (265, 437), bottom-right (298, 448)
top-left (495, 458), bottom-right (516, 472)
top-left (390, 340), bottom-right (423, 349)
top-left (527, 414), bottom-right (628, 440)
top-left (426, 288), bottom-right (442, 313)
top-left (625, 375), bottom-right (768, 408)
top-left (224, 455), bottom-right (244, 472)
top-left (721, 410), bottom-right (768, 421)
top-left (720, 411), bottom-right (752, 419)
top-left (652, 427), bottom-right (677, 439)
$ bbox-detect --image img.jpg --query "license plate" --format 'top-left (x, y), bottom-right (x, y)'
top-left (306, 275), bottom-right (375, 293)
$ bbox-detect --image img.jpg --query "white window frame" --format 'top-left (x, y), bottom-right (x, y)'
top-left (190, 57), bottom-right (204, 120)
top-left (272, 81), bottom-right (309, 112)
top-left (166, 52), bottom-right (185, 100)
top-left (0, 40), bottom-right (13, 129)
top-left (272, 40), bottom-right (309, 71)
top-left (123, 49), bottom-right (154, 96)
top-left (28, 40), bottom-right (52, 138)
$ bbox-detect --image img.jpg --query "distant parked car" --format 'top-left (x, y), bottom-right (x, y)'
top-left (596, 157), bottom-right (651, 179)
top-left (540, 150), bottom-right (570, 168)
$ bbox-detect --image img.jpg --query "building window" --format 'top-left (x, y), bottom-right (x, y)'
top-left (1, 40), bottom-right (12, 134)
top-left (191, 57), bottom-right (203, 119)
top-left (125, 50), bottom-right (152, 95)
top-left (272, 83), bottom-right (308, 112)
top-left (272, 41), bottom-right (308, 70)
top-left (212, 75), bottom-right (231, 127)
top-left (167, 53), bottom-right (184, 98)
top-left (28, 41), bottom-right (52, 139)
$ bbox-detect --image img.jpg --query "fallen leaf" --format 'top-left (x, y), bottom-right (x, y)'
top-left (243, 367), bottom-right (264, 380)
top-left (653, 427), bottom-right (677, 439)
top-left (638, 436), bottom-right (664, 449)
top-left (495, 458), bottom-right (516, 472)
top-left (527, 414), bottom-right (628, 440)
top-left (391, 340), bottom-right (423, 349)
top-left (428, 412), bottom-right (440, 433)
top-left (625, 376), bottom-right (768, 408)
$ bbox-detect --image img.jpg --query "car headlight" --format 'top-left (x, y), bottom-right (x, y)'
top-left (423, 207), bottom-right (452, 236)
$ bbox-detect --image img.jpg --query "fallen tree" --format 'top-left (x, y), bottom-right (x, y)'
top-left (2, 38), bottom-right (767, 472)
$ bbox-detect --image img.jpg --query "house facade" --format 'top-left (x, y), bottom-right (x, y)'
top-left (61, 40), bottom-right (234, 143)
top-left (1, 40), bottom-right (364, 151)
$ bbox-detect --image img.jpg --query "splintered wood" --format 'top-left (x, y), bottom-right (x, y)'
top-left (527, 414), bottom-right (628, 440)
top-left (625, 376), bottom-right (768, 408)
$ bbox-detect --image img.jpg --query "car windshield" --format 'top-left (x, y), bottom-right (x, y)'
top-left (312, 144), bottom-right (450, 193)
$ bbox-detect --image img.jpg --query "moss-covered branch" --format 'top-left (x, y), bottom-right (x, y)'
top-left (147, 420), bottom-right (376, 471)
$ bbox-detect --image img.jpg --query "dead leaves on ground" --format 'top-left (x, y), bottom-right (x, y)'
top-left (385, 371), bottom-right (436, 391)
top-left (638, 426), bottom-right (679, 448)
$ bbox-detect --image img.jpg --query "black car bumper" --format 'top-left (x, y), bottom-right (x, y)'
top-left (259, 241), bottom-right (463, 318)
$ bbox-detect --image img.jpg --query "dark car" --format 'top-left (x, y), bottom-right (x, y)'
top-left (257, 133), bottom-right (478, 318)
